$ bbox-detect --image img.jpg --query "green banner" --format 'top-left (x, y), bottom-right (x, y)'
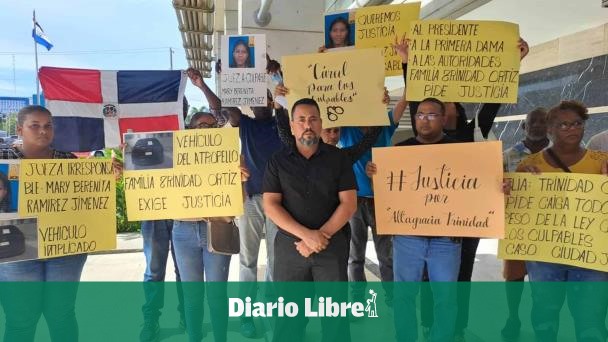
top-left (0, 282), bottom-right (600, 341)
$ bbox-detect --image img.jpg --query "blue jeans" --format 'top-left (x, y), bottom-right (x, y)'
top-left (172, 220), bottom-right (231, 342)
top-left (348, 197), bottom-right (393, 299)
top-left (238, 194), bottom-right (278, 298)
top-left (0, 254), bottom-right (87, 342)
top-left (526, 261), bottom-right (608, 342)
top-left (140, 220), bottom-right (185, 322)
top-left (393, 236), bottom-right (461, 342)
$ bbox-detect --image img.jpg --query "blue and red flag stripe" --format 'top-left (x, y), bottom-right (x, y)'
top-left (39, 67), bottom-right (186, 152)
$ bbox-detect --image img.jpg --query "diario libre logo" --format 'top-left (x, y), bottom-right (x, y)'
top-left (229, 289), bottom-right (379, 318)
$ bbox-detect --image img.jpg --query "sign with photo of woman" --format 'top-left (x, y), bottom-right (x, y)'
top-left (220, 34), bottom-right (267, 106)
top-left (324, 10), bottom-right (356, 50)
top-left (228, 36), bottom-right (256, 68)
top-left (0, 161), bottom-right (20, 216)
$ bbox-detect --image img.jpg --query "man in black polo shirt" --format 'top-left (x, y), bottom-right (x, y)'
top-left (263, 98), bottom-right (357, 342)
top-left (263, 97), bottom-right (357, 280)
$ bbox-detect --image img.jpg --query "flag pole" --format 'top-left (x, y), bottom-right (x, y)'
top-left (33, 10), bottom-right (40, 105)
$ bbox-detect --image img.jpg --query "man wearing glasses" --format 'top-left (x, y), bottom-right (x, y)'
top-left (366, 97), bottom-right (463, 342)
top-left (188, 112), bottom-right (220, 129)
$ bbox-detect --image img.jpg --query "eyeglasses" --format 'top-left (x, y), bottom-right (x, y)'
top-left (415, 113), bottom-right (441, 121)
top-left (555, 120), bottom-right (584, 130)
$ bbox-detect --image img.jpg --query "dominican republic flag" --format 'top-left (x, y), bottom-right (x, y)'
top-left (32, 21), bottom-right (53, 51)
top-left (39, 67), bottom-right (186, 152)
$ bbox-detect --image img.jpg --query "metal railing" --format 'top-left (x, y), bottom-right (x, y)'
top-left (173, 0), bottom-right (215, 77)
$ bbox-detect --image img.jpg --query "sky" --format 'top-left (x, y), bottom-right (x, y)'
top-left (0, 0), bottom-right (213, 109)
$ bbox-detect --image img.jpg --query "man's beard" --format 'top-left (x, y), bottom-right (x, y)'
top-left (299, 130), bottom-right (319, 146)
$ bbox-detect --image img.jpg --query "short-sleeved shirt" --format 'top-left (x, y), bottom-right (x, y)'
top-left (517, 149), bottom-right (608, 174)
top-left (0, 147), bottom-right (76, 160)
top-left (396, 136), bottom-right (457, 147)
top-left (339, 111), bottom-right (397, 197)
top-left (503, 141), bottom-right (532, 172)
top-left (240, 115), bottom-right (283, 195)
top-left (587, 131), bottom-right (608, 152)
top-left (262, 142), bottom-right (357, 235)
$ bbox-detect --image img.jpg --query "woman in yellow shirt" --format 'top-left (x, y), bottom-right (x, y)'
top-left (517, 100), bottom-right (608, 342)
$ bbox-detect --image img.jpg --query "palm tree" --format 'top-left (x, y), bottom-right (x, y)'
top-left (186, 105), bottom-right (209, 124)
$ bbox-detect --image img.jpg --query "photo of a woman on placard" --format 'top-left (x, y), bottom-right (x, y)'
top-left (323, 12), bottom-right (355, 50)
top-left (328, 17), bottom-right (351, 48)
top-left (229, 38), bottom-right (254, 68)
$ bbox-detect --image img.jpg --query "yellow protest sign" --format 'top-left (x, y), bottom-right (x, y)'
top-left (406, 20), bottom-right (520, 103)
top-left (18, 159), bottom-right (116, 259)
top-left (372, 141), bottom-right (505, 237)
top-left (123, 128), bottom-right (244, 221)
top-left (282, 49), bottom-right (388, 128)
top-left (355, 3), bottom-right (421, 76)
top-left (498, 173), bottom-right (608, 272)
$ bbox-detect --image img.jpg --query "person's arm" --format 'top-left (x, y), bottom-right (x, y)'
top-left (342, 88), bottom-right (394, 163)
top-left (186, 67), bottom-right (229, 126)
top-left (319, 152), bottom-right (358, 236)
top-left (473, 103), bottom-right (501, 138)
top-left (274, 107), bottom-right (296, 149)
top-left (187, 68), bottom-right (221, 110)
top-left (516, 158), bottom-right (541, 174)
top-left (402, 62), bottom-right (420, 135)
top-left (264, 193), bottom-right (330, 252)
top-left (273, 85), bottom-right (296, 149)
top-left (471, 38), bottom-right (529, 137)
top-left (262, 157), bottom-right (329, 252)
top-left (319, 189), bottom-right (357, 237)
top-left (392, 97), bottom-right (407, 124)
top-left (227, 109), bottom-right (241, 127)
top-left (343, 127), bottom-right (382, 163)
top-left (393, 35), bottom-right (420, 134)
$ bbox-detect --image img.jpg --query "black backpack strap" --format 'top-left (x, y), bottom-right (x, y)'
top-left (546, 148), bottom-right (572, 173)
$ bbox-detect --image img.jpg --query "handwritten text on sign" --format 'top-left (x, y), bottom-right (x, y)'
top-left (355, 3), bottom-right (421, 76)
top-left (18, 159), bottom-right (116, 258)
top-left (498, 173), bottom-right (608, 272)
top-left (220, 34), bottom-right (267, 106)
top-left (282, 49), bottom-right (387, 128)
top-left (372, 141), bottom-right (504, 237)
top-left (123, 128), bottom-right (244, 221)
top-left (406, 20), bottom-right (520, 103)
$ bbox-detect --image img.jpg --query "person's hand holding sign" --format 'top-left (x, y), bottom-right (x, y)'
top-left (186, 67), bottom-right (204, 89)
top-left (382, 87), bottom-right (390, 105)
top-left (239, 165), bottom-right (250, 183)
top-left (366, 161), bottom-right (377, 178)
top-left (502, 178), bottom-right (512, 196)
top-left (111, 146), bottom-right (124, 181)
top-left (518, 38), bottom-right (530, 61)
top-left (518, 165), bottom-right (542, 174)
top-left (274, 85), bottom-right (289, 110)
top-left (392, 33), bottom-right (410, 63)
